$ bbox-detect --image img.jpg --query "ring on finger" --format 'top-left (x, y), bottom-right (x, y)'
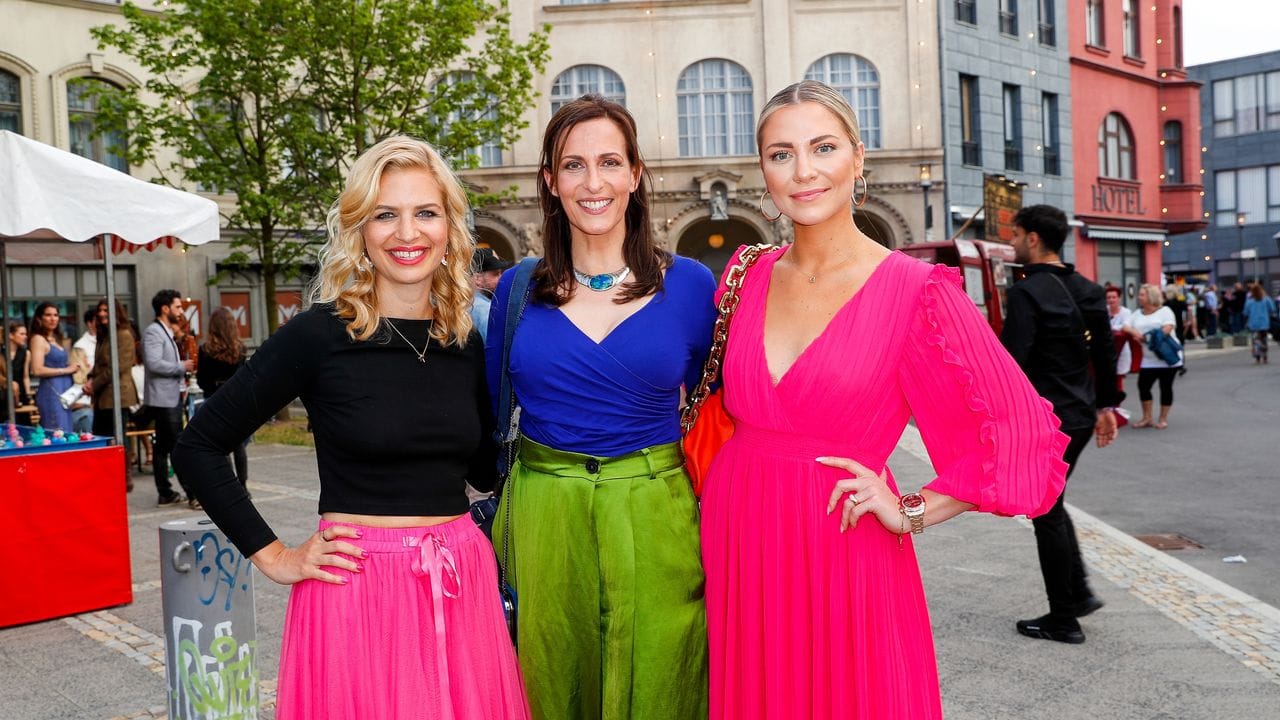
top-left (846, 494), bottom-right (860, 505)
top-left (319, 528), bottom-right (329, 542)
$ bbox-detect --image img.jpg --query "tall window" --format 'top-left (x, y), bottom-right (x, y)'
top-left (1042, 92), bottom-right (1060, 176)
top-left (67, 77), bottom-right (127, 173)
top-left (1038, 0), bottom-right (1056, 46)
top-left (804, 54), bottom-right (881, 149)
top-left (1173, 6), bottom-right (1183, 68)
top-left (676, 59), bottom-right (753, 157)
top-left (1086, 0), bottom-right (1104, 46)
top-left (1214, 72), bottom-right (1280, 137)
top-left (550, 64), bottom-right (625, 114)
top-left (1003, 84), bottom-right (1022, 171)
top-left (1214, 167), bottom-right (1272, 226)
top-left (1122, 0), bottom-right (1140, 57)
top-left (0, 70), bottom-right (19, 134)
top-left (1098, 112), bottom-right (1135, 180)
top-left (956, 0), bottom-right (976, 24)
top-left (960, 74), bottom-right (981, 166)
top-left (999, 0), bottom-right (1018, 35)
top-left (1162, 121), bottom-right (1182, 184)
top-left (1213, 79), bottom-right (1235, 136)
top-left (432, 73), bottom-right (503, 168)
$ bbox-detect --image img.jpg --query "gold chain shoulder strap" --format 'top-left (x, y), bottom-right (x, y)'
top-left (681, 243), bottom-right (774, 433)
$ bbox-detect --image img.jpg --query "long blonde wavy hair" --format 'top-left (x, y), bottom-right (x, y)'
top-left (312, 135), bottom-right (475, 346)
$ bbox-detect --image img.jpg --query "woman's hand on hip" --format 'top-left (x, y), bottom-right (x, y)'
top-left (249, 527), bottom-right (365, 586)
top-left (818, 456), bottom-right (899, 534)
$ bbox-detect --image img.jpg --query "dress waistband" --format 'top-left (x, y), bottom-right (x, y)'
top-left (517, 435), bottom-right (684, 479)
top-left (731, 422), bottom-right (881, 468)
top-left (317, 515), bottom-right (483, 553)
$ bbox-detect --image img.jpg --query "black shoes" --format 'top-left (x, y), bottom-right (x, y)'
top-left (1016, 613), bottom-right (1086, 644)
top-left (1073, 595), bottom-right (1105, 618)
top-left (157, 492), bottom-right (183, 507)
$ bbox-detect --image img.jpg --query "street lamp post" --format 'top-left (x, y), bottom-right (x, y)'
top-left (1236, 211), bottom-right (1247, 284)
top-left (919, 164), bottom-right (933, 241)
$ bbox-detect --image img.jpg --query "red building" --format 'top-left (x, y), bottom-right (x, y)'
top-left (1069, 0), bottom-right (1205, 298)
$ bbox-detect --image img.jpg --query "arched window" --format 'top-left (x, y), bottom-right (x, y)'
top-left (1162, 121), bottom-right (1182, 184)
top-left (67, 77), bottom-right (127, 173)
top-left (0, 70), bottom-right (20, 134)
top-left (550, 65), bottom-right (625, 114)
top-left (1086, 0), bottom-right (1104, 46)
top-left (676, 59), bottom-right (753, 157)
top-left (803, 54), bottom-right (882, 149)
top-left (1098, 112), bottom-right (1135, 180)
top-left (433, 73), bottom-right (503, 168)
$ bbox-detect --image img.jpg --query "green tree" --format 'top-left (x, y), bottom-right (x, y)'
top-left (91, 0), bottom-right (548, 333)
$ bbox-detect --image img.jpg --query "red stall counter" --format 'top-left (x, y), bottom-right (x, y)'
top-left (0, 445), bottom-right (133, 627)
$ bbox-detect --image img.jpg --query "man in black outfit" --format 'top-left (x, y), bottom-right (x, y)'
top-left (1001, 204), bottom-right (1120, 644)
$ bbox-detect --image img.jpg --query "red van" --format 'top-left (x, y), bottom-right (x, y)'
top-left (900, 240), bottom-right (1018, 335)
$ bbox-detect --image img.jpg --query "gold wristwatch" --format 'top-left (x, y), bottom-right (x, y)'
top-left (900, 493), bottom-right (926, 535)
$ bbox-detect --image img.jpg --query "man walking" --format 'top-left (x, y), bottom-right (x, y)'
top-left (143, 289), bottom-right (195, 507)
top-left (1001, 205), bottom-right (1120, 644)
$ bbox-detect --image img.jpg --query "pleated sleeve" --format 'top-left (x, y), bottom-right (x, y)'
top-left (898, 264), bottom-right (1069, 518)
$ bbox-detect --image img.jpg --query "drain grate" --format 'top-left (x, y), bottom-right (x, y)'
top-left (1135, 533), bottom-right (1203, 551)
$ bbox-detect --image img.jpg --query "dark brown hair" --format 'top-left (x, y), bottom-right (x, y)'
top-left (202, 307), bottom-right (244, 365)
top-left (29, 302), bottom-right (65, 346)
top-left (533, 94), bottom-right (670, 306)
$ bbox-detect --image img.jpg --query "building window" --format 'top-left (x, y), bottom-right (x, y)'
top-left (1098, 112), bottom-right (1135, 180)
top-left (804, 54), bottom-right (881, 149)
top-left (1086, 0), bottom-right (1104, 47)
top-left (1271, 166), bottom-right (1280, 222)
top-left (1172, 6), bottom-right (1183, 68)
top-left (1162, 121), bottom-right (1182, 184)
top-left (1038, 0), bottom-right (1056, 46)
top-left (67, 77), bottom-right (128, 173)
top-left (1213, 79), bottom-right (1235, 136)
top-left (550, 64), bottom-right (625, 115)
top-left (960, 74), bottom-right (981, 166)
top-left (1267, 71), bottom-right (1280, 131)
top-left (1214, 72), bottom-right (1280, 137)
top-left (1122, 0), bottom-right (1140, 58)
top-left (433, 73), bottom-right (503, 168)
top-left (1214, 167), bottom-right (1270, 226)
top-left (1042, 92), bottom-right (1060, 176)
top-left (676, 59), bottom-right (753, 158)
top-left (999, 0), bottom-right (1018, 35)
top-left (0, 70), bottom-right (19, 134)
top-left (956, 0), bottom-right (976, 24)
top-left (1003, 84), bottom-right (1022, 171)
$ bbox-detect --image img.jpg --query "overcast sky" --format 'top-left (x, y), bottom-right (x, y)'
top-left (1182, 0), bottom-right (1280, 67)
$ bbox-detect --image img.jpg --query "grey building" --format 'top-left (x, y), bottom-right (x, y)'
top-left (938, 0), bottom-right (1073, 242)
top-left (1165, 51), bottom-right (1280, 293)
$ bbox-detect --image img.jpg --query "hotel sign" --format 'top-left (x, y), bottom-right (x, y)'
top-left (1090, 180), bottom-right (1147, 215)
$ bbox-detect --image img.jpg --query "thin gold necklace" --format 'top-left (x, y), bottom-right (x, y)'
top-left (386, 319), bottom-right (429, 363)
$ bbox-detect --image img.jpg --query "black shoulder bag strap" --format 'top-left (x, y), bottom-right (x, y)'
top-left (1047, 272), bottom-right (1092, 345)
top-left (496, 257), bottom-right (538, 484)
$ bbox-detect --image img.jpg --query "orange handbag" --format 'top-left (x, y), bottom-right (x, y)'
top-left (681, 244), bottom-right (770, 496)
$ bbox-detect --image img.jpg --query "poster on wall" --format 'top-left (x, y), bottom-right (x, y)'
top-left (276, 290), bottom-right (303, 327)
top-left (182, 300), bottom-right (203, 338)
top-left (219, 291), bottom-right (252, 339)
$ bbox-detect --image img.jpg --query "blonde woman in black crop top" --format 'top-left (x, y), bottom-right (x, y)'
top-left (174, 136), bottom-right (530, 720)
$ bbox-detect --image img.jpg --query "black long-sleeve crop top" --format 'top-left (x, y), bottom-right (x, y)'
top-left (173, 304), bottom-right (497, 556)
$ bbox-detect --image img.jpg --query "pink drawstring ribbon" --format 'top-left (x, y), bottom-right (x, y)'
top-left (406, 531), bottom-right (461, 719)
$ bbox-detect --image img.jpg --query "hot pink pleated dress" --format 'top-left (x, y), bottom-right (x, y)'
top-left (700, 248), bottom-right (1070, 720)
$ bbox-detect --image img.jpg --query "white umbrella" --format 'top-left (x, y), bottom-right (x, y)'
top-left (0, 129), bottom-right (220, 444)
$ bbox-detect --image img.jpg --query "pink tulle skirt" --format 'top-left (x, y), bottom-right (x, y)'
top-left (276, 517), bottom-right (529, 720)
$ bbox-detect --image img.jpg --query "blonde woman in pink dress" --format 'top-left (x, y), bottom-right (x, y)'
top-left (699, 80), bottom-right (1071, 719)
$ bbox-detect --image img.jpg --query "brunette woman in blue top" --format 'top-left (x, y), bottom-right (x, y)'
top-left (487, 95), bottom-right (716, 719)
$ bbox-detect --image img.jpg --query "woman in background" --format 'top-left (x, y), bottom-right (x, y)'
top-left (196, 307), bottom-right (249, 488)
top-left (29, 302), bottom-right (82, 431)
top-left (1123, 284), bottom-right (1182, 429)
top-left (85, 300), bottom-right (139, 484)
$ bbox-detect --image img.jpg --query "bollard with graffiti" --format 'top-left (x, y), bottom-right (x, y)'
top-left (161, 517), bottom-right (258, 720)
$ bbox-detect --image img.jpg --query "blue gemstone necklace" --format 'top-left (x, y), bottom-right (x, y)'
top-left (573, 265), bottom-right (631, 292)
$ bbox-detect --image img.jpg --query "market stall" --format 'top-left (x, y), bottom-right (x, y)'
top-left (0, 130), bottom-right (219, 625)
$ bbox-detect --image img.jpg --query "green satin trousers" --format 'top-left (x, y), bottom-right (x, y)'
top-left (494, 436), bottom-right (708, 720)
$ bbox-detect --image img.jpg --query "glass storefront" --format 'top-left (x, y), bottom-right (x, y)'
top-left (1094, 239), bottom-right (1146, 309)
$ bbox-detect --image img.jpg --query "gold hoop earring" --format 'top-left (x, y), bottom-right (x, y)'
top-left (853, 176), bottom-right (869, 208)
top-left (759, 190), bottom-right (782, 222)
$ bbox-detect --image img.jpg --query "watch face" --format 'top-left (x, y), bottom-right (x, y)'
top-left (901, 493), bottom-right (925, 515)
